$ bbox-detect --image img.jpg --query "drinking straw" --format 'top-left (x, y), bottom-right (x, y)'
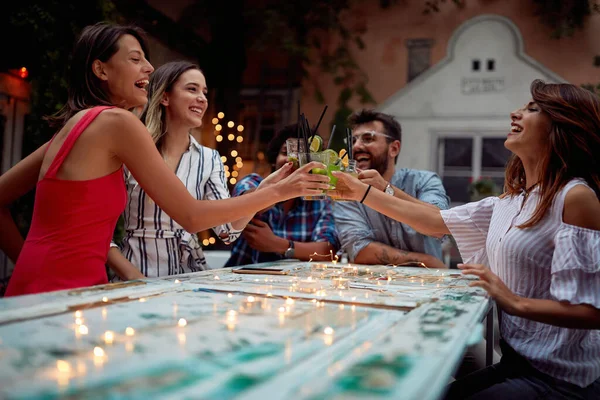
top-left (346, 128), bottom-right (353, 160)
top-left (327, 125), bottom-right (336, 149)
top-left (312, 105), bottom-right (328, 136)
top-left (296, 101), bottom-right (301, 144)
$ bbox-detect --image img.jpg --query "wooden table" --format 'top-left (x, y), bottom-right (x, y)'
top-left (0, 261), bottom-right (490, 399)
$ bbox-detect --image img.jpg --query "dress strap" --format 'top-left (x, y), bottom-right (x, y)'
top-left (44, 106), bottom-right (114, 179)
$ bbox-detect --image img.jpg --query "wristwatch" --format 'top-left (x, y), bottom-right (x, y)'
top-left (284, 240), bottom-right (295, 258)
top-left (384, 183), bottom-right (394, 196)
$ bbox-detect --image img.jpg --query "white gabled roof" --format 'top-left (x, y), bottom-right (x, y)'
top-left (378, 15), bottom-right (567, 119)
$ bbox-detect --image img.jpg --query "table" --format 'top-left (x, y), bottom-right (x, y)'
top-left (0, 261), bottom-right (490, 399)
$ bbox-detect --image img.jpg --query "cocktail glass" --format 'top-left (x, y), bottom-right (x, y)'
top-left (285, 138), bottom-right (306, 170)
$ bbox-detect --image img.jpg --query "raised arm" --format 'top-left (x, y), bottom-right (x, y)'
top-left (332, 171), bottom-right (450, 238)
top-left (0, 142), bottom-right (49, 262)
top-left (106, 109), bottom-right (329, 233)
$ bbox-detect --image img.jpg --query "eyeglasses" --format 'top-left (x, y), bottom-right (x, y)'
top-left (350, 131), bottom-right (394, 145)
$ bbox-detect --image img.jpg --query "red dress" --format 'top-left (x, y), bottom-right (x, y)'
top-left (5, 106), bottom-right (126, 296)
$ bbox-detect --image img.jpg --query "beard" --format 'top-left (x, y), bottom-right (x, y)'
top-left (355, 150), bottom-right (390, 176)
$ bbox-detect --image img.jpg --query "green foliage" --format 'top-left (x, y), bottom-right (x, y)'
top-left (468, 177), bottom-right (499, 201)
top-left (245, 1), bottom-right (377, 132)
top-left (532, 0), bottom-right (598, 38)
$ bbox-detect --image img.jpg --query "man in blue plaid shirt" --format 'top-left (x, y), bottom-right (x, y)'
top-left (225, 124), bottom-right (340, 267)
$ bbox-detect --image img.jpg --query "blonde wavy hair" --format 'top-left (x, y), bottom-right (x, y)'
top-left (139, 60), bottom-right (202, 155)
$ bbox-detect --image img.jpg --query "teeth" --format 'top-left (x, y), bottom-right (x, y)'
top-left (135, 80), bottom-right (149, 87)
top-left (190, 108), bottom-right (203, 114)
top-left (511, 126), bottom-right (523, 133)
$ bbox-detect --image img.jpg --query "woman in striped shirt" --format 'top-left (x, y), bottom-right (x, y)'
top-left (333, 80), bottom-right (600, 399)
top-left (107, 61), bottom-right (316, 278)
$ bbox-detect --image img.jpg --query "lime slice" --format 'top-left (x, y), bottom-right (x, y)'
top-left (308, 135), bottom-right (323, 153)
top-left (322, 149), bottom-right (339, 165)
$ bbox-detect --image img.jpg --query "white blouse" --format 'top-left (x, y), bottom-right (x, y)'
top-left (114, 135), bottom-right (241, 276)
top-left (441, 179), bottom-right (600, 387)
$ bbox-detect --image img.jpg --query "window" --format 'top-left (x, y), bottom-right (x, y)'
top-left (406, 39), bottom-right (434, 81)
top-left (472, 59), bottom-right (480, 72)
top-left (487, 59), bottom-right (495, 71)
top-left (437, 135), bottom-right (511, 204)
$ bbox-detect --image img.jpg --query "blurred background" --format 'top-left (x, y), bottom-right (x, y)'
top-left (1, 0), bottom-right (599, 279)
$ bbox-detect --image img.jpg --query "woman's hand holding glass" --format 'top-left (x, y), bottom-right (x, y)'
top-left (272, 161), bottom-right (332, 200)
top-left (330, 170), bottom-right (370, 201)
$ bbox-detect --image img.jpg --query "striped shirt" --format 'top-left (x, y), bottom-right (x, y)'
top-left (224, 173), bottom-right (339, 267)
top-left (114, 135), bottom-right (241, 276)
top-left (441, 179), bottom-right (600, 387)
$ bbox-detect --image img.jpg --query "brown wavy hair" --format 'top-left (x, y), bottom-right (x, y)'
top-left (503, 79), bottom-right (600, 228)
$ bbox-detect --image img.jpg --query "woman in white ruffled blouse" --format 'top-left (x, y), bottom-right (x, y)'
top-left (333, 80), bottom-right (600, 399)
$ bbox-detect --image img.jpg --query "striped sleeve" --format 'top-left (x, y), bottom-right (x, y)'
top-left (203, 150), bottom-right (242, 244)
top-left (551, 224), bottom-right (600, 308)
top-left (440, 196), bottom-right (497, 264)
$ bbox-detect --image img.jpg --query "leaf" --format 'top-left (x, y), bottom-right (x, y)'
top-left (356, 84), bottom-right (376, 104)
top-left (338, 87), bottom-right (353, 106)
top-left (354, 36), bottom-right (365, 50)
top-left (315, 87), bottom-right (326, 104)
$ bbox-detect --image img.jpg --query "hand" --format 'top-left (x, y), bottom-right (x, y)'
top-left (273, 161), bottom-right (331, 201)
top-left (258, 162), bottom-right (294, 190)
top-left (459, 263), bottom-right (522, 314)
top-left (125, 269), bottom-right (146, 281)
top-left (242, 218), bottom-right (287, 253)
top-left (330, 170), bottom-right (369, 201)
top-left (423, 255), bottom-right (448, 269)
top-left (357, 169), bottom-right (388, 192)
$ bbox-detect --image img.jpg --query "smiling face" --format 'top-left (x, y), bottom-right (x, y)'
top-left (505, 100), bottom-right (552, 161)
top-left (352, 120), bottom-right (400, 175)
top-left (94, 34), bottom-right (154, 109)
top-left (162, 69), bottom-right (208, 129)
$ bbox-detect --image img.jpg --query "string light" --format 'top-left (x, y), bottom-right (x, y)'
top-left (217, 112), bottom-right (225, 119)
top-left (215, 124), bottom-right (222, 131)
top-left (236, 136), bottom-right (243, 143)
top-left (228, 134), bottom-right (235, 141)
top-left (221, 156), bottom-right (227, 163)
top-left (227, 121), bottom-right (235, 128)
top-left (19, 67), bottom-right (28, 79)
top-left (212, 117), bottom-right (219, 124)
top-left (235, 157), bottom-right (242, 163)
top-left (216, 135), bottom-right (223, 142)
top-left (225, 171), bottom-right (231, 178)
top-left (208, 237), bottom-right (216, 244)
top-left (237, 125), bottom-right (244, 132)
top-left (231, 171), bottom-right (238, 177)
top-left (230, 178), bottom-right (237, 185)
top-left (230, 150), bottom-right (238, 157)
top-left (202, 239), bottom-right (210, 246)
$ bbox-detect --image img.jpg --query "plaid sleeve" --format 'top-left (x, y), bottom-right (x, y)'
top-left (310, 200), bottom-right (340, 251)
top-left (231, 173), bottom-right (262, 197)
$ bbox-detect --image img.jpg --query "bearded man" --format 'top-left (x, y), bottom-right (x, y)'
top-left (334, 109), bottom-right (449, 267)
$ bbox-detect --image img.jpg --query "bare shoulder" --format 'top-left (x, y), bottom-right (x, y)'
top-left (94, 107), bottom-right (143, 130)
top-left (563, 184), bottom-right (600, 230)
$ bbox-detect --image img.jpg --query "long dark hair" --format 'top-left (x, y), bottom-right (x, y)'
top-left (139, 61), bottom-right (201, 155)
top-left (46, 22), bottom-right (149, 128)
top-left (504, 79), bottom-right (600, 228)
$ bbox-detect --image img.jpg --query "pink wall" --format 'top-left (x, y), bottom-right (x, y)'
top-left (300, 0), bottom-right (600, 128)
